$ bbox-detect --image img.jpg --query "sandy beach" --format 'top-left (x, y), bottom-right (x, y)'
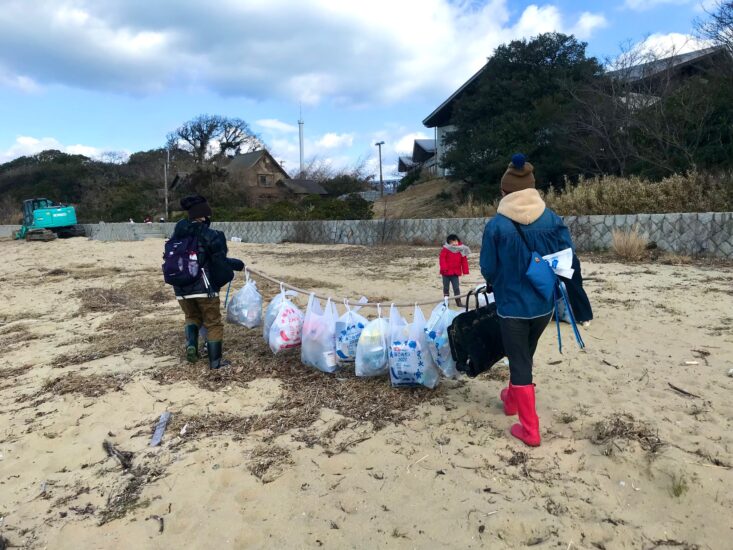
top-left (0, 237), bottom-right (731, 549)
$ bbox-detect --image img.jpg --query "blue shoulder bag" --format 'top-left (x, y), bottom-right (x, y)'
top-left (510, 220), bottom-right (585, 352)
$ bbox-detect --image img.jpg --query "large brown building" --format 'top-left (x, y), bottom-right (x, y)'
top-left (224, 150), bottom-right (327, 206)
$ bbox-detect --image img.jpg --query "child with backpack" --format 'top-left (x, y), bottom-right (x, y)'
top-left (162, 195), bottom-right (244, 369)
top-left (439, 234), bottom-right (470, 307)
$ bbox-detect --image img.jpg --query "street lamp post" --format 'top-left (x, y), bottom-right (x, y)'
top-left (375, 141), bottom-right (385, 197)
top-left (163, 148), bottom-right (170, 221)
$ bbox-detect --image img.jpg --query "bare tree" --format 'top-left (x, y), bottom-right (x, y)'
top-left (166, 114), bottom-right (262, 164)
top-left (696, 1), bottom-right (733, 57)
top-left (564, 41), bottom-right (721, 178)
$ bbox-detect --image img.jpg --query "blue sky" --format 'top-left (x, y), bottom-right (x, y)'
top-left (0, 0), bottom-right (715, 177)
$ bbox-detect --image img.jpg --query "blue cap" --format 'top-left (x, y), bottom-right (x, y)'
top-left (511, 153), bottom-right (526, 169)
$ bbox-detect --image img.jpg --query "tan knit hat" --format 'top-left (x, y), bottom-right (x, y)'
top-left (500, 154), bottom-right (535, 193)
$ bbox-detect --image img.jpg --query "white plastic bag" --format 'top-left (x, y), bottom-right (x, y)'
top-left (389, 305), bottom-right (440, 389)
top-left (424, 300), bottom-right (461, 378)
top-left (335, 299), bottom-right (368, 363)
top-left (226, 273), bottom-right (262, 328)
top-left (268, 289), bottom-right (304, 354)
top-left (263, 288), bottom-right (298, 342)
top-left (355, 306), bottom-right (389, 377)
top-left (543, 248), bottom-right (574, 279)
top-left (474, 284), bottom-right (496, 308)
top-left (301, 294), bottom-right (339, 373)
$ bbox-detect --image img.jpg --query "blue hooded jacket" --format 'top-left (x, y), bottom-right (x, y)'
top-left (480, 189), bottom-right (574, 319)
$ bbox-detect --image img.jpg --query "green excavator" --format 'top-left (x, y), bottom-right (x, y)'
top-left (14, 198), bottom-right (86, 241)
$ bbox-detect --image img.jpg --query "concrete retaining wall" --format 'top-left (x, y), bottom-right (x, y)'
top-left (2, 211), bottom-right (732, 257)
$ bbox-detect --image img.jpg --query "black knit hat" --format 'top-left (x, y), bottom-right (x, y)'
top-left (180, 195), bottom-right (212, 219)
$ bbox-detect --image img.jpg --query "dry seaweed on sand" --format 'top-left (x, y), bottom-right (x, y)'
top-left (55, 314), bottom-right (180, 368)
top-left (103, 440), bottom-right (134, 470)
top-left (155, 328), bottom-right (443, 432)
top-left (247, 445), bottom-right (293, 483)
top-left (591, 413), bottom-right (664, 453)
top-left (43, 372), bottom-right (130, 398)
top-left (0, 364), bottom-right (32, 381)
top-left (75, 277), bottom-right (171, 315)
top-left (98, 465), bottom-right (165, 525)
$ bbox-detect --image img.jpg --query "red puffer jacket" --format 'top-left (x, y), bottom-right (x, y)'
top-left (439, 243), bottom-right (470, 276)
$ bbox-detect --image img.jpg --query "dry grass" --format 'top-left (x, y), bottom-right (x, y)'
top-left (544, 171), bottom-right (733, 216)
top-left (451, 195), bottom-right (498, 218)
top-left (612, 226), bottom-right (648, 261)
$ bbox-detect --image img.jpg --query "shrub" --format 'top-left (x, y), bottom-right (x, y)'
top-left (612, 226), bottom-right (648, 261)
top-left (544, 171), bottom-right (733, 216)
top-left (397, 170), bottom-right (422, 193)
top-left (451, 195), bottom-right (497, 218)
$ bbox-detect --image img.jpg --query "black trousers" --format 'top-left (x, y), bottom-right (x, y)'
top-left (499, 314), bottom-right (552, 386)
top-left (442, 275), bottom-right (460, 296)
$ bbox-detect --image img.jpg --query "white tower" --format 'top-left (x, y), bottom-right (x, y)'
top-left (298, 105), bottom-right (304, 177)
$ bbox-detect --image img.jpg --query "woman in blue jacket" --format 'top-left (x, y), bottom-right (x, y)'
top-left (480, 154), bottom-right (574, 447)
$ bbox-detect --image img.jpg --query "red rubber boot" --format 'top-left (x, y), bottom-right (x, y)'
top-left (500, 384), bottom-right (517, 416)
top-left (509, 384), bottom-right (540, 447)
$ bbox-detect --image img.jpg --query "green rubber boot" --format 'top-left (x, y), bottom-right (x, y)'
top-left (185, 324), bottom-right (199, 363)
top-left (207, 341), bottom-right (230, 370)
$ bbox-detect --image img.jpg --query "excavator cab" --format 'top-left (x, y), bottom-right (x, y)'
top-left (16, 198), bottom-right (84, 241)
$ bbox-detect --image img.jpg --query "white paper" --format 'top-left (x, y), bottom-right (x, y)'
top-left (543, 248), bottom-right (574, 279)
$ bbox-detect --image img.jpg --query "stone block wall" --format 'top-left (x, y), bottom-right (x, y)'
top-left (1, 211), bottom-right (731, 257)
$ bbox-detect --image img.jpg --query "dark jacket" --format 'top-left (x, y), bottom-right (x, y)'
top-left (171, 219), bottom-right (243, 299)
top-left (480, 189), bottom-right (574, 319)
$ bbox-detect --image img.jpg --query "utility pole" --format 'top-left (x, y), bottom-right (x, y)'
top-left (163, 148), bottom-right (170, 221)
top-left (298, 104), bottom-right (304, 177)
top-left (375, 141), bottom-right (385, 197)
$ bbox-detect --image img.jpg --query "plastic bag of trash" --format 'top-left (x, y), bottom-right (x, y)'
top-left (355, 306), bottom-right (389, 377)
top-left (335, 298), bottom-right (368, 363)
top-left (263, 288), bottom-right (298, 342)
top-left (301, 294), bottom-right (339, 373)
top-left (474, 284), bottom-right (496, 308)
top-left (226, 273), bottom-right (262, 328)
top-left (424, 300), bottom-right (461, 378)
top-left (389, 305), bottom-right (440, 389)
top-left (268, 289), bottom-right (304, 354)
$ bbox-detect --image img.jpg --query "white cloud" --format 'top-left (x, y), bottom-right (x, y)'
top-left (633, 32), bottom-right (711, 56)
top-left (255, 119), bottom-right (299, 133)
top-left (395, 132), bottom-right (429, 154)
top-left (0, 135), bottom-right (106, 163)
top-left (572, 12), bottom-right (608, 40)
top-left (0, 0), bottom-right (607, 105)
top-left (315, 132), bottom-right (354, 149)
top-left (624, 0), bottom-right (690, 10)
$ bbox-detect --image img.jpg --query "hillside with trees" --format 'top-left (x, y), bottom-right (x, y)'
top-left (0, 115), bottom-right (374, 224)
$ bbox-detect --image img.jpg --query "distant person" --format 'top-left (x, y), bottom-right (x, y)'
top-left (129, 218), bottom-right (135, 224)
top-left (480, 154), bottom-right (575, 447)
top-left (439, 234), bottom-right (470, 307)
top-left (165, 195), bottom-right (244, 369)
top-left (144, 215), bottom-right (152, 224)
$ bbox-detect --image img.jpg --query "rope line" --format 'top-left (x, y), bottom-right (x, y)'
top-left (245, 266), bottom-right (486, 308)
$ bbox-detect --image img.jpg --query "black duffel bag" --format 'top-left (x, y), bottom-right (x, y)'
top-left (448, 287), bottom-right (505, 378)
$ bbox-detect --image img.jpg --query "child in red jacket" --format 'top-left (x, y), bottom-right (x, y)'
top-left (439, 234), bottom-right (470, 307)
